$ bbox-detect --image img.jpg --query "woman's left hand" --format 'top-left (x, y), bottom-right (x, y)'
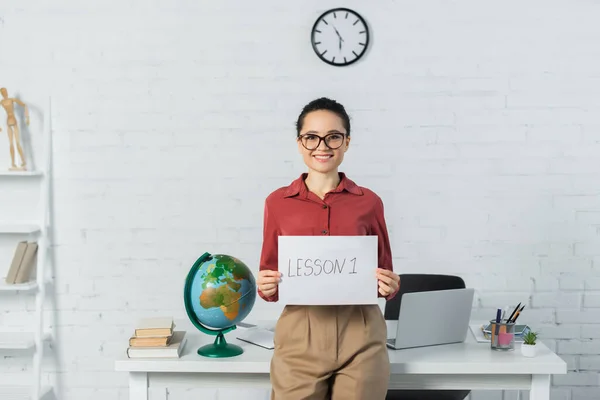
top-left (376, 268), bottom-right (400, 297)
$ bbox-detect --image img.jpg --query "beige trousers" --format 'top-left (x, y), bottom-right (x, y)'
top-left (270, 304), bottom-right (390, 400)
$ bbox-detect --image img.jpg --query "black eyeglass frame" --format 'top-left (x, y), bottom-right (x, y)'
top-left (297, 132), bottom-right (349, 150)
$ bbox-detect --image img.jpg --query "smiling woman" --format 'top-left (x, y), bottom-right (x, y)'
top-left (256, 97), bottom-right (401, 400)
top-left (295, 99), bottom-right (351, 185)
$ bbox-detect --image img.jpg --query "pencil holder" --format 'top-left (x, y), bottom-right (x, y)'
top-left (489, 319), bottom-right (515, 351)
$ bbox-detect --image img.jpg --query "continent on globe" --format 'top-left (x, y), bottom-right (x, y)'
top-left (200, 286), bottom-right (242, 321)
top-left (197, 254), bottom-right (251, 321)
top-left (199, 254), bottom-right (250, 290)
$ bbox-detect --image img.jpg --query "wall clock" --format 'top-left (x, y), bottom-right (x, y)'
top-left (311, 8), bottom-right (369, 67)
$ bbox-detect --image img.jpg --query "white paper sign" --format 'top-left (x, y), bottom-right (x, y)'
top-left (277, 236), bottom-right (378, 305)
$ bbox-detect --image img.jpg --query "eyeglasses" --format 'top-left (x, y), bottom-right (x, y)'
top-left (297, 133), bottom-right (348, 150)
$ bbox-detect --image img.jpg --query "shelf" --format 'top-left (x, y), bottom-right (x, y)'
top-left (0, 170), bottom-right (43, 177)
top-left (0, 332), bottom-right (50, 350)
top-left (0, 224), bottom-right (40, 234)
top-left (0, 385), bottom-right (52, 400)
top-left (0, 281), bottom-right (38, 292)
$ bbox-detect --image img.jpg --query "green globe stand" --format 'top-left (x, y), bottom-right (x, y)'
top-left (197, 329), bottom-right (243, 358)
top-left (184, 252), bottom-right (245, 358)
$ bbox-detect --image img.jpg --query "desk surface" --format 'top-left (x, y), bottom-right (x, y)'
top-left (115, 329), bottom-right (566, 376)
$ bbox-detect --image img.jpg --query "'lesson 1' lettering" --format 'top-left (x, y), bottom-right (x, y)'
top-left (287, 258), bottom-right (357, 277)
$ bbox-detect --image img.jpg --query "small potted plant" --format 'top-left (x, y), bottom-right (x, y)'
top-left (521, 331), bottom-right (538, 357)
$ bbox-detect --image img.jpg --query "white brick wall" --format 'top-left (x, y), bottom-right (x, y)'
top-left (1, 0), bottom-right (599, 399)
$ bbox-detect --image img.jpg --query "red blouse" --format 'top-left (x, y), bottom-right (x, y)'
top-left (258, 172), bottom-right (397, 302)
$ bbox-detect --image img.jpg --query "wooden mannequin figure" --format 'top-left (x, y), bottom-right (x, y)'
top-left (0, 87), bottom-right (29, 170)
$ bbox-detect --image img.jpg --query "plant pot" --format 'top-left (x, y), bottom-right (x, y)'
top-left (521, 343), bottom-right (537, 357)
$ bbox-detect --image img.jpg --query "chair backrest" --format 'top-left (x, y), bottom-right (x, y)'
top-left (384, 274), bottom-right (466, 320)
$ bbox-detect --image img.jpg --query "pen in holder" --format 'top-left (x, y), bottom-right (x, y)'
top-left (490, 319), bottom-right (515, 351)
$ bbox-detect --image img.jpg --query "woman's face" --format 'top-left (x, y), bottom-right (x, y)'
top-left (297, 110), bottom-right (350, 175)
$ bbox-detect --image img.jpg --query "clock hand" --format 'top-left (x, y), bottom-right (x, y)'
top-left (333, 26), bottom-right (344, 41)
top-left (333, 26), bottom-right (344, 50)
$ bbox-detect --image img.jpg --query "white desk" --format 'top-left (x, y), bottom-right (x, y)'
top-left (115, 327), bottom-right (566, 400)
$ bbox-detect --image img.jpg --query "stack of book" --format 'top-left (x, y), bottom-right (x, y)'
top-left (4, 241), bottom-right (38, 284)
top-left (127, 317), bottom-right (187, 358)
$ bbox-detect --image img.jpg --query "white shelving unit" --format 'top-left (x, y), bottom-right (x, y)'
top-left (0, 386), bottom-right (52, 400)
top-left (0, 224), bottom-right (41, 234)
top-left (0, 281), bottom-right (38, 292)
top-left (0, 170), bottom-right (43, 177)
top-left (0, 332), bottom-right (51, 350)
top-left (0, 98), bottom-right (54, 400)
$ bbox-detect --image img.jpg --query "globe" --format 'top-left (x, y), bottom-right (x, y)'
top-left (183, 252), bottom-right (257, 358)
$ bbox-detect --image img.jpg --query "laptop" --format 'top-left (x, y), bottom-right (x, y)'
top-left (386, 288), bottom-right (475, 350)
top-left (235, 322), bottom-right (275, 350)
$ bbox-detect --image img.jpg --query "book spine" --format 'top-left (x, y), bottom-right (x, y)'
top-left (5, 241), bottom-right (28, 284)
top-left (14, 242), bottom-right (38, 284)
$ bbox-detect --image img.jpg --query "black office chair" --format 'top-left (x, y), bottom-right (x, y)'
top-left (385, 274), bottom-right (471, 400)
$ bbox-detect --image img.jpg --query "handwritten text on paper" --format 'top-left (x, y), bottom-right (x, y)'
top-left (277, 236), bottom-right (378, 305)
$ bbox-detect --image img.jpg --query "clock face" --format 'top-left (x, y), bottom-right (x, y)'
top-left (311, 8), bottom-right (369, 66)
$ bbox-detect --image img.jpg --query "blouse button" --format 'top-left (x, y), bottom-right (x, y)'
top-left (322, 204), bottom-right (328, 209)
top-left (322, 229), bottom-right (328, 235)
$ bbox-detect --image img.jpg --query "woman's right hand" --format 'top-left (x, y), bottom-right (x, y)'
top-left (257, 270), bottom-right (281, 298)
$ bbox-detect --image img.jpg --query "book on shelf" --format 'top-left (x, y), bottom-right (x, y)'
top-left (134, 317), bottom-right (175, 337)
top-left (4, 241), bottom-right (38, 284)
top-left (127, 331), bottom-right (187, 358)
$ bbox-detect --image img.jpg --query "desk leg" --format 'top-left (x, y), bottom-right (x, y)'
top-left (530, 374), bottom-right (550, 400)
top-left (129, 372), bottom-right (148, 400)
